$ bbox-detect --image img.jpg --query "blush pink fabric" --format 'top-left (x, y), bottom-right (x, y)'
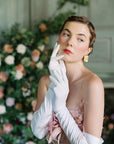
top-left (46, 101), bottom-right (84, 144)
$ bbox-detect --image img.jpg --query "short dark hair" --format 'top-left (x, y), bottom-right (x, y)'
top-left (60, 16), bottom-right (96, 51)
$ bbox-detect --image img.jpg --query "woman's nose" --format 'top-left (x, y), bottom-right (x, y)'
top-left (67, 36), bottom-right (75, 47)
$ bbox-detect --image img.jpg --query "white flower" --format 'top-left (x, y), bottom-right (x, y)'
top-left (31, 56), bottom-right (39, 62)
top-left (6, 97), bottom-right (15, 107)
top-left (5, 55), bottom-right (15, 65)
top-left (16, 44), bottom-right (27, 54)
top-left (0, 105), bottom-right (6, 114)
top-left (21, 57), bottom-right (31, 67)
top-left (22, 89), bottom-right (31, 97)
top-left (27, 112), bottom-right (33, 121)
top-left (20, 117), bottom-right (26, 124)
top-left (36, 61), bottom-right (44, 69)
top-left (15, 70), bottom-right (23, 80)
top-left (38, 45), bottom-right (45, 51)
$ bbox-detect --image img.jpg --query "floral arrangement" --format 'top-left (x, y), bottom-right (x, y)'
top-left (0, 24), bottom-right (51, 144)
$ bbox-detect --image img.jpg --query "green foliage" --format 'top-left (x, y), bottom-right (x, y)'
top-left (57, 0), bottom-right (89, 9)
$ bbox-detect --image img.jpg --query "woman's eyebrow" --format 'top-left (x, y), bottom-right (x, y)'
top-left (77, 33), bottom-right (86, 38)
top-left (63, 28), bottom-right (71, 33)
top-left (63, 29), bottom-right (87, 38)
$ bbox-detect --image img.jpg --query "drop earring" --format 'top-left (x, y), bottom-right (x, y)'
top-left (84, 55), bottom-right (89, 62)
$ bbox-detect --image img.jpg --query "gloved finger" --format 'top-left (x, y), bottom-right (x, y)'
top-left (49, 75), bottom-right (59, 86)
top-left (59, 60), bottom-right (68, 82)
top-left (48, 82), bottom-right (55, 89)
top-left (48, 60), bottom-right (59, 71)
top-left (52, 55), bottom-right (64, 61)
top-left (51, 44), bottom-right (60, 58)
top-left (53, 70), bottom-right (63, 83)
top-left (50, 69), bottom-right (63, 83)
top-left (49, 56), bottom-right (63, 71)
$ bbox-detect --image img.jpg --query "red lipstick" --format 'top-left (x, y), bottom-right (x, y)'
top-left (64, 49), bottom-right (72, 54)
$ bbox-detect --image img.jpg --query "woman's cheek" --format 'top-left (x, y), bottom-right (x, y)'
top-left (79, 43), bottom-right (89, 52)
top-left (58, 36), bottom-right (66, 44)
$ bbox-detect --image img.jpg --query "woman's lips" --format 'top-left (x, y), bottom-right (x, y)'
top-left (64, 49), bottom-right (72, 54)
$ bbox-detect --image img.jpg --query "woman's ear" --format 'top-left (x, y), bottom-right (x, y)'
top-left (88, 47), bottom-right (93, 55)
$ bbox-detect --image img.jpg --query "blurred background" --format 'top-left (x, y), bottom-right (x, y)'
top-left (0, 0), bottom-right (114, 144)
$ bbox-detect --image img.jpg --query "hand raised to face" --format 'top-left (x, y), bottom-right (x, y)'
top-left (48, 43), bottom-right (64, 75)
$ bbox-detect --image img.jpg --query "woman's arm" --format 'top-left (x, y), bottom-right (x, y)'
top-left (31, 75), bottom-right (53, 139)
top-left (84, 75), bottom-right (104, 138)
top-left (35, 75), bottom-right (49, 111)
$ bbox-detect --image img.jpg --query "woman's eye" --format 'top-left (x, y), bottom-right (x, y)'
top-left (78, 38), bottom-right (84, 42)
top-left (63, 33), bottom-right (69, 37)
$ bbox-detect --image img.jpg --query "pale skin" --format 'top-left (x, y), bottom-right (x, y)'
top-left (35, 22), bottom-right (104, 140)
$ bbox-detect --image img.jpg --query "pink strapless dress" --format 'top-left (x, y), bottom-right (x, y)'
top-left (46, 101), bottom-right (84, 144)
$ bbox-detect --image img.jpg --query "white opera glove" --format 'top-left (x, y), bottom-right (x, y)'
top-left (49, 60), bottom-right (69, 112)
top-left (31, 43), bottom-right (63, 139)
top-left (31, 83), bottom-right (54, 139)
top-left (48, 43), bottom-right (64, 78)
top-left (84, 132), bottom-right (104, 144)
top-left (55, 106), bottom-right (103, 144)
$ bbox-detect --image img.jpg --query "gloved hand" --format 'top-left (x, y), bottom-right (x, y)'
top-left (48, 43), bottom-right (69, 112)
top-left (48, 42), bottom-right (64, 77)
top-left (49, 59), bottom-right (69, 112)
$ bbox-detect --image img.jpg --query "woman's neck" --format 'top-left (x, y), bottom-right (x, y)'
top-left (65, 61), bottom-right (86, 85)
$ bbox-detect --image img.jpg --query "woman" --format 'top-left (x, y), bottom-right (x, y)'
top-left (31, 16), bottom-right (104, 144)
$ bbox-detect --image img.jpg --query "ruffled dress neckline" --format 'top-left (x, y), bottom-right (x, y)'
top-left (46, 100), bottom-right (84, 144)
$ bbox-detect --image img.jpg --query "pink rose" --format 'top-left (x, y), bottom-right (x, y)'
top-left (6, 97), bottom-right (15, 107)
top-left (4, 44), bottom-right (13, 53)
top-left (39, 23), bottom-right (47, 32)
top-left (3, 123), bottom-right (13, 134)
top-left (108, 123), bottom-right (114, 130)
top-left (31, 49), bottom-right (40, 62)
top-left (0, 71), bottom-right (9, 82)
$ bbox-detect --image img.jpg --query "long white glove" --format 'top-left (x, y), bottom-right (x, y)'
top-left (49, 61), bottom-right (103, 144)
top-left (31, 43), bottom-right (64, 139)
top-left (31, 83), bottom-right (53, 139)
top-left (55, 106), bottom-right (103, 144)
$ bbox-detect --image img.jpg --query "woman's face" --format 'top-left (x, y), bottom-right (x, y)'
top-left (58, 22), bottom-right (92, 63)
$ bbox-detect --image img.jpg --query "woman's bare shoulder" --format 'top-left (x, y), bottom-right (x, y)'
top-left (83, 70), bottom-right (104, 100)
top-left (86, 71), bottom-right (103, 88)
top-left (39, 75), bottom-right (51, 88)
